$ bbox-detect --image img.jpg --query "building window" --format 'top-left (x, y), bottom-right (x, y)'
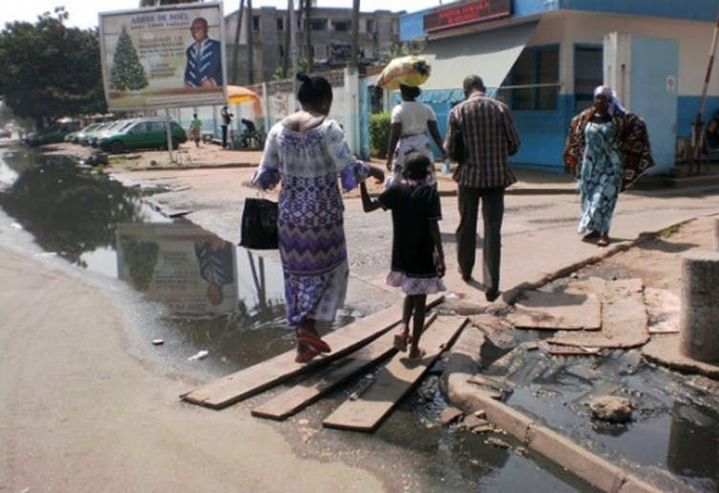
top-left (501, 45), bottom-right (560, 111)
top-left (310, 18), bottom-right (328, 31)
top-left (276, 17), bottom-right (285, 31)
top-left (278, 45), bottom-right (284, 58)
top-left (252, 16), bottom-right (260, 32)
top-left (574, 46), bottom-right (603, 112)
top-left (334, 20), bottom-right (351, 32)
top-left (391, 19), bottom-right (399, 34)
top-left (366, 19), bottom-right (375, 33)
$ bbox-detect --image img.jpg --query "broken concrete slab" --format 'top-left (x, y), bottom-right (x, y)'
top-left (461, 413), bottom-right (488, 431)
top-left (549, 344), bottom-right (602, 356)
top-left (644, 288), bottom-right (680, 334)
top-left (440, 407), bottom-right (463, 426)
top-left (508, 289), bottom-right (602, 331)
top-left (589, 396), bottom-right (633, 423)
top-left (548, 279), bottom-right (649, 349)
top-left (469, 314), bottom-right (516, 349)
top-left (642, 334), bottom-right (719, 379)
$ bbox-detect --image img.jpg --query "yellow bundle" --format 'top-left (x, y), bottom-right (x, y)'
top-left (377, 55), bottom-right (431, 90)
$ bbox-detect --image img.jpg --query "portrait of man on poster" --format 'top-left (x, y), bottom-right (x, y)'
top-left (184, 17), bottom-right (223, 88)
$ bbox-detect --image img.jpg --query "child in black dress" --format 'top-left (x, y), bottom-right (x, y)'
top-left (360, 153), bottom-right (446, 359)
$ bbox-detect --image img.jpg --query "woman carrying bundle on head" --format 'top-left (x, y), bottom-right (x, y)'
top-left (251, 73), bottom-right (385, 363)
top-left (385, 84), bottom-right (446, 187)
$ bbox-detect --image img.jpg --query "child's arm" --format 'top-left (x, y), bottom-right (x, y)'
top-left (429, 219), bottom-right (445, 277)
top-left (360, 181), bottom-right (383, 212)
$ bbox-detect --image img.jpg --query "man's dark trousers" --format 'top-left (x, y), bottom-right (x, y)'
top-left (456, 186), bottom-right (504, 295)
top-left (221, 125), bottom-right (229, 148)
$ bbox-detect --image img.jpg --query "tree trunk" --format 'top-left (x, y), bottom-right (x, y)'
top-left (349, 0), bottom-right (360, 70)
top-left (283, 2), bottom-right (291, 78)
top-left (231, 0), bottom-right (244, 84)
top-left (304, 0), bottom-right (313, 72)
top-left (246, 0), bottom-right (254, 84)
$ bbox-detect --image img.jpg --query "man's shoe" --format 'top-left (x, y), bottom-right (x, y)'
top-left (459, 268), bottom-right (471, 282)
top-left (485, 289), bottom-right (500, 302)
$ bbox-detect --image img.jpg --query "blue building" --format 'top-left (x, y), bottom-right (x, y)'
top-left (398, 0), bottom-right (719, 173)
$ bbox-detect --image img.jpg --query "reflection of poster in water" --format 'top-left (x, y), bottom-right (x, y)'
top-left (116, 223), bottom-right (238, 315)
top-left (99, 2), bottom-right (226, 111)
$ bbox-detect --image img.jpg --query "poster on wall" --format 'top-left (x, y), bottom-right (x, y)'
top-left (99, 2), bottom-right (226, 111)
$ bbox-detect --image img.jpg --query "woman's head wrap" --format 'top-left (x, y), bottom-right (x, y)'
top-left (594, 85), bottom-right (626, 115)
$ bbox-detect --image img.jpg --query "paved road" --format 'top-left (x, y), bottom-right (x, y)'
top-left (114, 166), bottom-right (719, 314)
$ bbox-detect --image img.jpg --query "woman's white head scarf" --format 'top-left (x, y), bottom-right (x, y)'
top-left (594, 85), bottom-right (626, 115)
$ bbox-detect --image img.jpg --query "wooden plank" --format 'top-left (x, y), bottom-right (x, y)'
top-left (181, 296), bottom-right (443, 409)
top-left (251, 312), bottom-right (439, 421)
top-left (322, 316), bottom-right (469, 432)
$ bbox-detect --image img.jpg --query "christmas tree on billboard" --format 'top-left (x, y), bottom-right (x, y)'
top-left (110, 26), bottom-right (148, 91)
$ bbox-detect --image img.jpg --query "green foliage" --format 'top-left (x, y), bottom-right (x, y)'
top-left (273, 58), bottom-right (311, 81)
top-left (110, 26), bottom-right (148, 91)
top-left (0, 8), bottom-right (107, 128)
top-left (369, 112), bottom-right (391, 159)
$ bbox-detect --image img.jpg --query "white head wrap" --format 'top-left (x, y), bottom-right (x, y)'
top-left (594, 85), bottom-right (626, 115)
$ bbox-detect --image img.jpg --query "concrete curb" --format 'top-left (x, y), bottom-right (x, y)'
top-left (441, 327), bottom-right (662, 493)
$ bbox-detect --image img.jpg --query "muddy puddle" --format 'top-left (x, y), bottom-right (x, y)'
top-left (0, 147), bottom-right (598, 492)
top-left (491, 276), bottom-right (719, 492)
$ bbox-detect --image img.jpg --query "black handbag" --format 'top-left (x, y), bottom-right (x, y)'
top-left (239, 197), bottom-right (278, 249)
top-left (448, 118), bottom-right (465, 164)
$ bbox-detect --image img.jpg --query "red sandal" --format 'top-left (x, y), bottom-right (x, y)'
top-left (296, 331), bottom-right (331, 354)
top-left (295, 343), bottom-right (321, 363)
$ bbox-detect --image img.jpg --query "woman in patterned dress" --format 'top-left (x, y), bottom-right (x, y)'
top-left (563, 86), bottom-right (654, 247)
top-left (252, 74), bottom-right (384, 363)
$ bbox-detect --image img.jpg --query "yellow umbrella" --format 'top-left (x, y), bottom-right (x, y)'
top-left (227, 85), bottom-right (263, 118)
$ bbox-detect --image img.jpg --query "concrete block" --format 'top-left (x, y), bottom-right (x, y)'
top-left (527, 424), bottom-right (624, 492)
top-left (679, 251), bottom-right (719, 362)
top-left (466, 391), bottom-right (534, 443)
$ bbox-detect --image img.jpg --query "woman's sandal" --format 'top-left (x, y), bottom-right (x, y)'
top-left (295, 343), bottom-right (321, 363)
top-left (597, 236), bottom-right (610, 247)
top-left (296, 332), bottom-right (332, 354)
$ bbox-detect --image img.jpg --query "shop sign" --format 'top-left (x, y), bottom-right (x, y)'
top-left (423, 0), bottom-right (512, 33)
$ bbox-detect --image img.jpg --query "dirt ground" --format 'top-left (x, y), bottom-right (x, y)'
top-left (582, 215), bottom-right (716, 294)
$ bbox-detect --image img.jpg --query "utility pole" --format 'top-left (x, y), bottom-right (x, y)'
top-left (304, 0), bottom-right (313, 72)
top-left (349, 0), bottom-right (360, 70)
top-left (246, 0), bottom-right (254, 84)
top-left (231, 0), bottom-right (244, 84)
top-left (289, 0), bottom-right (298, 78)
top-left (691, 6), bottom-right (719, 176)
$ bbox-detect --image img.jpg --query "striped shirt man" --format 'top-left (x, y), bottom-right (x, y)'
top-left (445, 92), bottom-right (519, 189)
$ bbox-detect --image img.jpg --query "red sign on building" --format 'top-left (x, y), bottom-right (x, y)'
top-left (423, 0), bottom-right (512, 33)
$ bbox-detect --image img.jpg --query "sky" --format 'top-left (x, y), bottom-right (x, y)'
top-left (0, 1), bottom-right (448, 30)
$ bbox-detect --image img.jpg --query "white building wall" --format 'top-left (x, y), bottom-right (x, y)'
top-left (558, 10), bottom-right (719, 97)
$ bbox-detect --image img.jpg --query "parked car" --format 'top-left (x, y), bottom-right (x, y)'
top-left (89, 120), bottom-right (134, 147)
top-left (0, 128), bottom-right (11, 139)
top-left (70, 123), bottom-right (104, 144)
top-left (79, 122), bottom-right (112, 146)
top-left (98, 118), bottom-right (187, 153)
top-left (24, 122), bottom-right (79, 147)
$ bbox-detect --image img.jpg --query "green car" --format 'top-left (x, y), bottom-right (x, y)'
top-left (98, 118), bottom-right (187, 154)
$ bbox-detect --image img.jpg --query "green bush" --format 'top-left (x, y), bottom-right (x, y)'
top-left (369, 112), bottom-right (391, 159)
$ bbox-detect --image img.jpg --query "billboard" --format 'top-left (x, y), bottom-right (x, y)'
top-left (99, 2), bottom-right (226, 111)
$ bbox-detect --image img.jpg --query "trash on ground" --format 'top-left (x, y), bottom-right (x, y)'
top-left (152, 339), bottom-right (164, 346)
top-left (188, 350), bottom-right (209, 361)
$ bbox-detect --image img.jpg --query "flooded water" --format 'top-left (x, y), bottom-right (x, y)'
top-left (0, 147), bottom-right (597, 492)
top-left (489, 337), bottom-right (719, 492)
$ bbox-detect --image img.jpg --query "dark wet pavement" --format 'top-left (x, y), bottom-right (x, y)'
top-left (0, 147), bottom-right (598, 492)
